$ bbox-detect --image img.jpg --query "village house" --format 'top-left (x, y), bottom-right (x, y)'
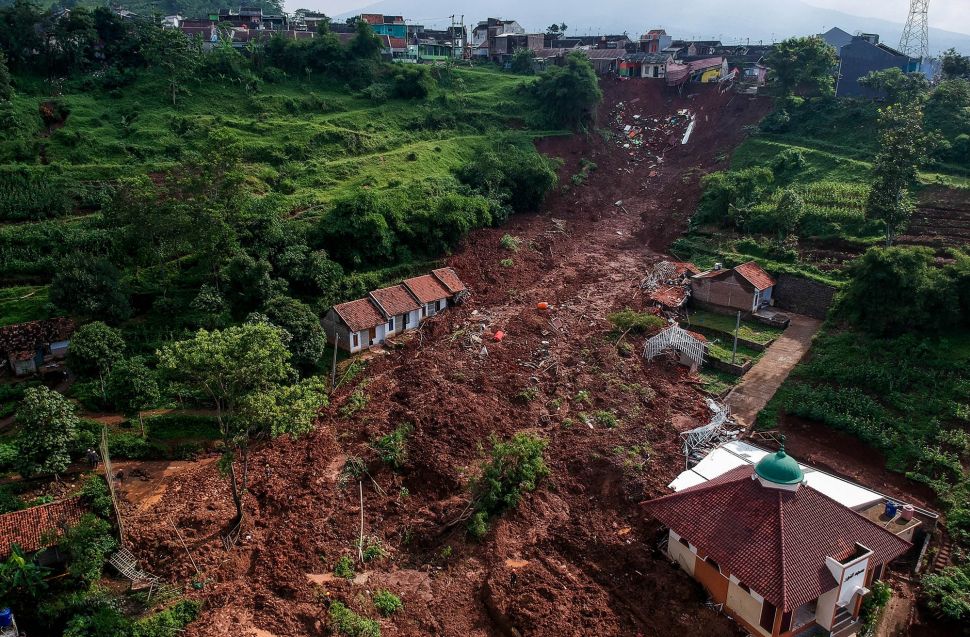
top-left (369, 284), bottom-right (422, 337)
top-left (621, 52), bottom-right (675, 79)
top-left (690, 261), bottom-right (776, 314)
top-left (645, 441), bottom-right (924, 637)
top-left (0, 497), bottom-right (87, 566)
top-left (640, 29), bottom-right (673, 54)
top-left (820, 28), bottom-right (920, 98)
top-left (404, 274), bottom-right (452, 318)
top-left (665, 57), bottom-right (731, 87)
top-left (0, 317), bottom-right (74, 378)
top-left (323, 269), bottom-right (467, 353)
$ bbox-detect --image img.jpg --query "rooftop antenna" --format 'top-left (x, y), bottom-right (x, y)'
top-left (899, 0), bottom-right (929, 60)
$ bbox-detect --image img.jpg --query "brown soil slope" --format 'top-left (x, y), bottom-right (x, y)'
top-left (125, 80), bottom-right (772, 637)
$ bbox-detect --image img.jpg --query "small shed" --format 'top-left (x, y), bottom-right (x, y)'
top-left (403, 275), bottom-right (452, 319)
top-left (322, 298), bottom-right (387, 353)
top-left (8, 351), bottom-right (38, 377)
top-left (690, 262), bottom-right (776, 314)
top-left (369, 285), bottom-right (421, 336)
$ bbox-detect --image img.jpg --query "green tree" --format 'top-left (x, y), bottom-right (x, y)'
top-left (764, 36), bottom-right (838, 96)
top-left (836, 246), bottom-right (959, 336)
top-left (859, 67), bottom-right (929, 104)
top-left (69, 321), bottom-right (126, 399)
top-left (865, 104), bottom-right (927, 245)
top-left (147, 28), bottom-right (203, 106)
top-left (157, 323), bottom-right (327, 525)
top-left (942, 48), bottom-right (970, 80)
top-left (61, 514), bottom-right (117, 586)
top-left (510, 48), bottom-right (536, 74)
top-left (773, 188), bottom-right (806, 239)
top-left (347, 19), bottom-right (382, 61)
top-left (0, 51), bottom-right (12, 102)
top-left (531, 51), bottom-right (603, 129)
top-left (49, 255), bottom-right (131, 324)
top-left (262, 296), bottom-right (327, 371)
top-left (546, 24), bottom-right (560, 36)
top-left (15, 386), bottom-right (79, 478)
top-left (0, 545), bottom-right (49, 601)
top-left (106, 357), bottom-right (160, 435)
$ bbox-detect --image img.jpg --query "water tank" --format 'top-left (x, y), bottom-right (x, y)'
top-left (901, 504), bottom-right (915, 521)
top-left (0, 608), bottom-right (12, 628)
top-left (884, 500), bottom-right (898, 518)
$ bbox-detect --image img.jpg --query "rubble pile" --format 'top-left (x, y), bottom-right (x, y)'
top-left (610, 100), bottom-right (695, 166)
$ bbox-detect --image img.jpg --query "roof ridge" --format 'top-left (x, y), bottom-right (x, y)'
top-left (777, 490), bottom-right (789, 613)
top-left (640, 466), bottom-right (750, 507)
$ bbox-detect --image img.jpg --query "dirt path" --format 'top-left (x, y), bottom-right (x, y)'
top-left (724, 314), bottom-right (822, 428)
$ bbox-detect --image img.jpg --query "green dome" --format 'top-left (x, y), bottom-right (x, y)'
top-left (755, 447), bottom-right (804, 485)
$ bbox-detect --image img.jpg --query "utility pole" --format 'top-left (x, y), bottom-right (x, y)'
top-left (731, 311), bottom-right (741, 365)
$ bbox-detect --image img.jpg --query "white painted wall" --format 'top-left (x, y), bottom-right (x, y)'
top-left (667, 530), bottom-right (697, 576)
top-left (726, 579), bottom-right (770, 637)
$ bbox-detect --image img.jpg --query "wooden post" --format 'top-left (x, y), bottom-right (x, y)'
top-left (330, 333), bottom-right (339, 392)
top-left (100, 427), bottom-right (126, 547)
top-left (731, 311), bottom-right (741, 365)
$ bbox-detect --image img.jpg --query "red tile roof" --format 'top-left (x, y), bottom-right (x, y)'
top-left (672, 262), bottom-right (702, 277)
top-left (649, 285), bottom-right (689, 308)
top-left (403, 275), bottom-right (450, 304)
top-left (0, 497), bottom-right (87, 557)
top-left (734, 261), bottom-right (776, 291)
top-left (432, 268), bottom-right (466, 295)
top-left (642, 467), bottom-right (911, 611)
top-left (370, 285), bottom-right (420, 317)
top-left (333, 298), bottom-right (386, 332)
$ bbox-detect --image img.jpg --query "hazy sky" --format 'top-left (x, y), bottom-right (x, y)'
top-left (801, 0), bottom-right (970, 35)
top-left (307, 0), bottom-right (970, 36)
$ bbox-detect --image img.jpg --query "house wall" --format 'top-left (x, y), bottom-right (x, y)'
top-left (815, 586), bottom-right (839, 630)
top-left (726, 579), bottom-right (771, 637)
top-left (837, 39), bottom-right (909, 98)
top-left (404, 309), bottom-right (421, 330)
top-left (691, 275), bottom-right (756, 312)
top-left (667, 529), bottom-right (696, 575)
top-left (693, 556), bottom-right (730, 604)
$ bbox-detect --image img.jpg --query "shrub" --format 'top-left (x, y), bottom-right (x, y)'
top-left (329, 601), bottom-right (381, 637)
top-left (334, 555), bottom-right (356, 579)
top-left (61, 514), bottom-right (117, 585)
top-left (372, 424), bottom-right (412, 470)
top-left (500, 234), bottom-right (520, 252)
top-left (467, 433), bottom-right (549, 538)
top-left (79, 475), bottom-right (113, 520)
top-left (594, 410), bottom-right (618, 428)
top-left (373, 589), bottom-right (403, 616)
top-left (608, 309), bottom-right (666, 334)
top-left (131, 600), bottom-right (202, 637)
top-left (500, 258), bottom-right (514, 268)
top-left (923, 566), bottom-right (970, 622)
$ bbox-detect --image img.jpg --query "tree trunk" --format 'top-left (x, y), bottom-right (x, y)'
top-left (138, 412), bottom-right (145, 438)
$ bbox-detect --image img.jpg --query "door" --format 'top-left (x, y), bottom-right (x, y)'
top-left (369, 327), bottom-right (377, 344)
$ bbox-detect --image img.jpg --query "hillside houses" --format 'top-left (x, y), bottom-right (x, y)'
top-left (323, 268), bottom-right (467, 353)
top-left (820, 28), bottom-right (920, 98)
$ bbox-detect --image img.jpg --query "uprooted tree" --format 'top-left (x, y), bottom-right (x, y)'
top-left (157, 322), bottom-right (327, 529)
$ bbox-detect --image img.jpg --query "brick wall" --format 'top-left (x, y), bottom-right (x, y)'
top-left (773, 275), bottom-right (836, 320)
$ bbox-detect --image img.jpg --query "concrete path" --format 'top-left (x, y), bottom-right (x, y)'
top-left (725, 314), bottom-right (823, 428)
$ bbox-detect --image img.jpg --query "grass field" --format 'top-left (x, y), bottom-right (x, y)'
top-left (683, 309), bottom-right (784, 345)
top-left (0, 65), bottom-right (557, 328)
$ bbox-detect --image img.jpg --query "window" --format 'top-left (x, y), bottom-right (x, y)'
top-left (405, 313), bottom-right (411, 327)
top-left (438, 299), bottom-right (445, 311)
top-left (352, 333), bottom-right (359, 348)
top-left (705, 557), bottom-right (721, 573)
top-left (678, 536), bottom-right (690, 548)
top-left (388, 317), bottom-right (395, 331)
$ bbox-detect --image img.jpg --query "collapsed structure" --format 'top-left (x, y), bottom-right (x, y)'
top-left (322, 268), bottom-right (466, 353)
top-left (644, 441), bottom-right (931, 637)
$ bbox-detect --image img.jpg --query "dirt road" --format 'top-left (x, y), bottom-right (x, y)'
top-left (725, 314), bottom-right (822, 428)
top-left (125, 80), bottom-right (773, 637)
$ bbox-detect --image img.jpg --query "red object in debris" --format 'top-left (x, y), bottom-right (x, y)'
top-left (536, 302), bottom-right (549, 311)
top-left (493, 331), bottom-right (505, 342)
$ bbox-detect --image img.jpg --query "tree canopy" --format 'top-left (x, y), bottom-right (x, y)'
top-left (157, 323), bottom-right (326, 524)
top-left (764, 36), bottom-right (838, 96)
top-left (531, 51), bottom-right (603, 129)
top-left (859, 67), bottom-right (930, 104)
top-left (15, 386), bottom-right (80, 478)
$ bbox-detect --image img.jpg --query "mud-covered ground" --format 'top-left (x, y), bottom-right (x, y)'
top-left (124, 80), bottom-right (777, 637)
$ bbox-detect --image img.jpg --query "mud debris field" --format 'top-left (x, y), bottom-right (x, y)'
top-left (122, 80), bottom-right (777, 637)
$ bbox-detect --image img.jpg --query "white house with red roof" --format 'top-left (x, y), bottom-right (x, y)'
top-left (643, 442), bottom-right (921, 637)
top-left (690, 261), bottom-right (777, 314)
top-left (322, 268), bottom-right (467, 353)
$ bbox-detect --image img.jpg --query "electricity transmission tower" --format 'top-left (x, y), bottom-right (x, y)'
top-left (899, 0), bottom-right (929, 60)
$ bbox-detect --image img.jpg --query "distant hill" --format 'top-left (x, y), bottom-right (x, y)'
top-left (333, 0), bottom-right (970, 55)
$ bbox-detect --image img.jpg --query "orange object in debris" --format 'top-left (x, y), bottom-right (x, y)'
top-left (493, 331), bottom-right (505, 342)
top-left (537, 302), bottom-right (549, 311)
